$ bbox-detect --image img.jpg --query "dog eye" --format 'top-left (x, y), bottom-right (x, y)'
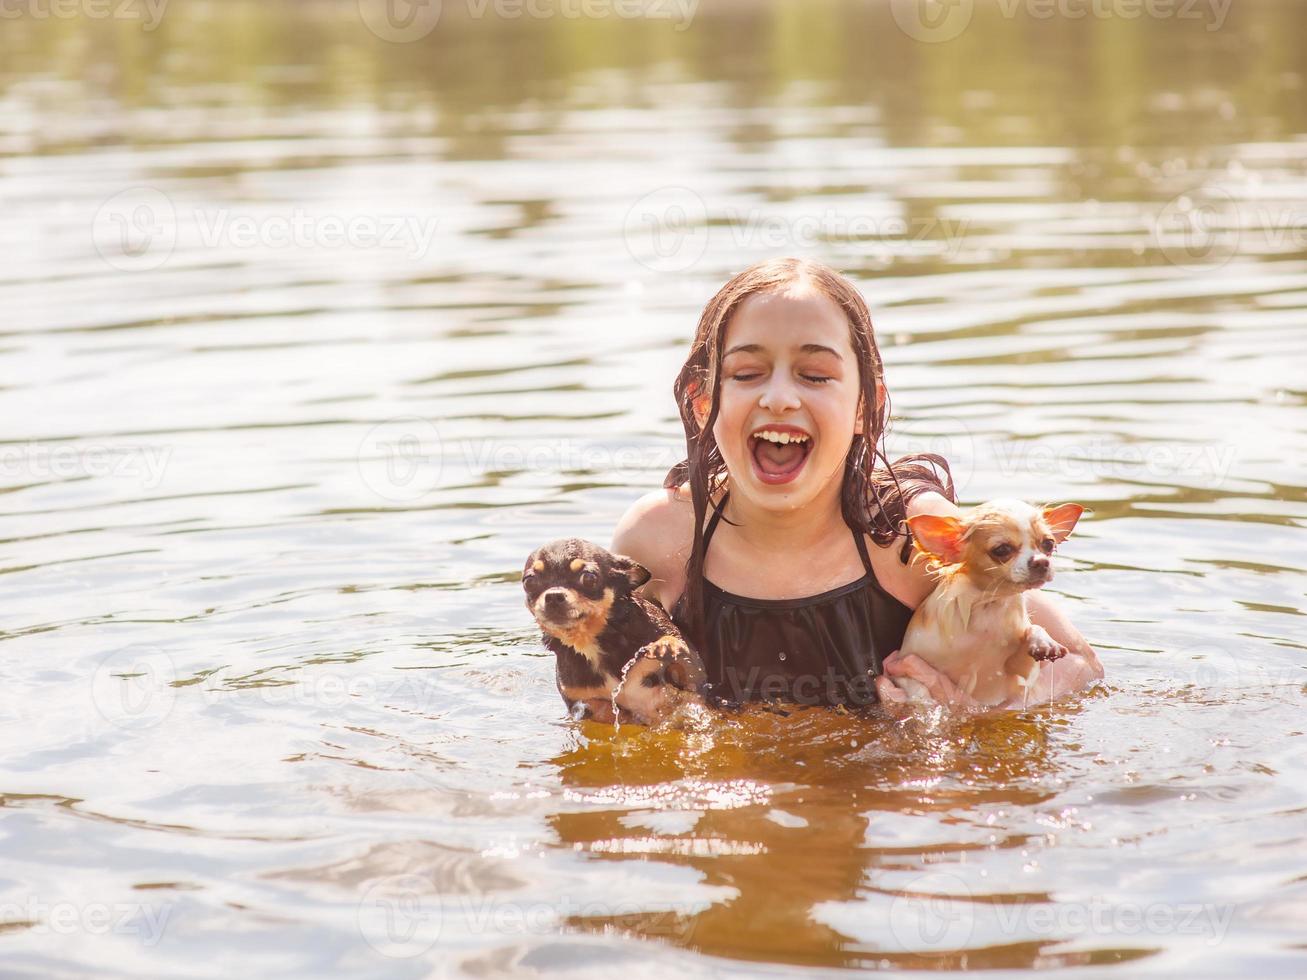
top-left (1040, 538), bottom-right (1055, 554)
top-left (522, 571), bottom-right (536, 583)
top-left (579, 570), bottom-right (599, 589)
top-left (990, 543), bottom-right (1015, 560)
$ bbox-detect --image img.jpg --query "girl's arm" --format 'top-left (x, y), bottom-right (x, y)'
top-left (610, 488), bottom-right (690, 611)
top-left (1026, 589), bottom-right (1104, 679)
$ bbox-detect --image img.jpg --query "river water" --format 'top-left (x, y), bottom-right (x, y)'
top-left (1, 1), bottom-right (1305, 976)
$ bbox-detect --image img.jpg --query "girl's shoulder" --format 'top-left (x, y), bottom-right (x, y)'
top-left (863, 490), bottom-right (960, 610)
top-left (610, 483), bottom-right (701, 610)
top-left (906, 490), bottom-right (962, 521)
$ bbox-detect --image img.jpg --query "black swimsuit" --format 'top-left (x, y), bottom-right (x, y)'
top-left (671, 491), bottom-right (914, 708)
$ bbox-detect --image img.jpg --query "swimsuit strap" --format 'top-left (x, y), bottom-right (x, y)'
top-left (702, 489), bottom-right (730, 551)
top-left (853, 524), bottom-right (875, 575)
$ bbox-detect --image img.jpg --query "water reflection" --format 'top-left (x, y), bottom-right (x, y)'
top-left (546, 704), bottom-right (1090, 968)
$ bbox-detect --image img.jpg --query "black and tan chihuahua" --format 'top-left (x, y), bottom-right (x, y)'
top-left (522, 538), bottom-right (707, 725)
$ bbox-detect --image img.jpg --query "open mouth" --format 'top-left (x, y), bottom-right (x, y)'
top-left (749, 426), bottom-right (812, 485)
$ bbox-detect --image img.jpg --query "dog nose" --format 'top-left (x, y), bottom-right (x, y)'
top-left (1030, 557), bottom-right (1050, 576)
top-left (543, 589), bottom-right (568, 608)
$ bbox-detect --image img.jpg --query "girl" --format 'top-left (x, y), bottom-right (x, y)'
top-left (612, 258), bottom-right (1103, 709)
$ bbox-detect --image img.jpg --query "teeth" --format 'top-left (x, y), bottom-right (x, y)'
top-left (753, 429), bottom-right (810, 445)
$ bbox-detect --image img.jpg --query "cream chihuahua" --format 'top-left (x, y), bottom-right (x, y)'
top-left (891, 499), bottom-right (1085, 709)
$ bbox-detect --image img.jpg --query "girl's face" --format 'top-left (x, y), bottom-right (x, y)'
top-left (706, 285), bottom-right (865, 511)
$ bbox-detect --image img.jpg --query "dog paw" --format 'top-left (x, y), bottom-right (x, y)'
top-left (639, 634), bottom-right (688, 662)
top-left (1027, 625), bottom-right (1069, 663)
top-left (633, 635), bottom-right (707, 693)
top-left (613, 635), bottom-right (707, 725)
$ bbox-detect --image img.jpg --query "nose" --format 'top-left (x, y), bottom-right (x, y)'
top-left (1029, 557), bottom-right (1050, 577)
top-left (758, 373), bottom-right (801, 413)
top-left (544, 589), bottom-right (568, 608)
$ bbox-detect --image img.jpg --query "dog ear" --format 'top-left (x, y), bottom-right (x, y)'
top-left (1042, 503), bottom-right (1084, 544)
top-left (906, 514), bottom-right (967, 564)
top-left (608, 554), bottom-right (652, 591)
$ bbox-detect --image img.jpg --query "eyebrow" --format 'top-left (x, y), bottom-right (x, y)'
top-left (722, 343), bottom-right (843, 359)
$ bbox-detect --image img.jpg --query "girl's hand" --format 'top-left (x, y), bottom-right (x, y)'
top-left (878, 650), bottom-right (979, 708)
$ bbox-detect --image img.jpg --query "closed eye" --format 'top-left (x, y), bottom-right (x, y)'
top-left (729, 373), bottom-right (761, 382)
top-left (801, 375), bottom-right (832, 384)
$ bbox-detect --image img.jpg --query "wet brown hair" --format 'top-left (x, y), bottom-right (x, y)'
top-left (663, 257), bottom-right (955, 648)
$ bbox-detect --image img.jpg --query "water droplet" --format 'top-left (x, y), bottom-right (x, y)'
top-left (778, 652), bottom-right (787, 661)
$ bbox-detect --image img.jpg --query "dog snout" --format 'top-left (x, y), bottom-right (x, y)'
top-left (543, 588), bottom-right (570, 610)
top-left (1028, 557), bottom-right (1051, 579)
